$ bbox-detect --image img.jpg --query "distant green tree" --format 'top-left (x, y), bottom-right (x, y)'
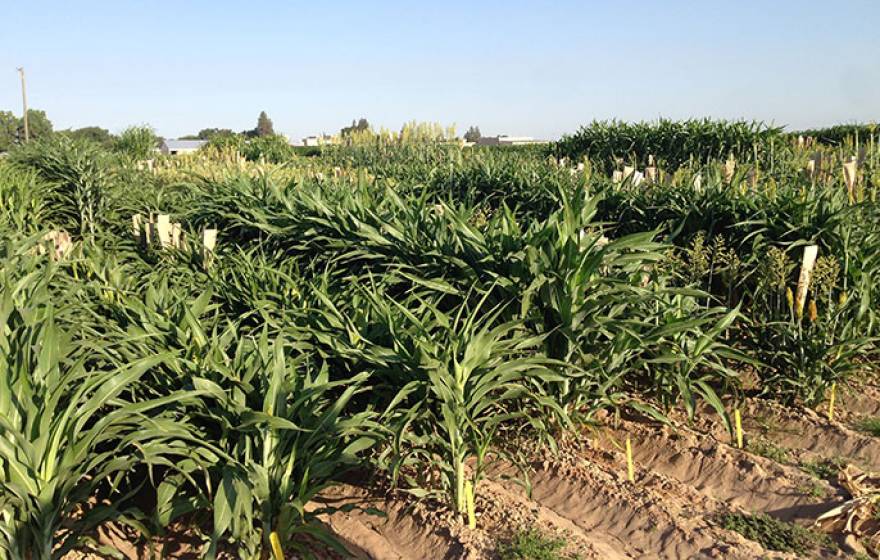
top-left (252, 112), bottom-right (275, 137)
top-left (0, 109), bottom-right (54, 151)
top-left (0, 111), bottom-right (17, 152)
top-left (113, 126), bottom-right (159, 159)
top-left (17, 110), bottom-right (53, 142)
top-left (200, 128), bottom-right (235, 140)
top-left (341, 118), bottom-right (370, 137)
top-left (61, 126), bottom-right (114, 147)
top-left (464, 126), bottom-right (482, 143)
top-left (181, 128), bottom-right (236, 140)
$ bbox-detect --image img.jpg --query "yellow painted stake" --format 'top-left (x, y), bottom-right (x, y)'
top-left (464, 480), bottom-right (476, 530)
top-left (270, 531), bottom-right (284, 560)
top-left (734, 408), bottom-right (743, 449)
top-left (828, 382), bottom-right (837, 421)
top-left (625, 436), bottom-right (635, 482)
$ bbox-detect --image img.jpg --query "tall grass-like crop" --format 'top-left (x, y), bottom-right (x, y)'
top-left (10, 136), bottom-right (110, 236)
top-left (0, 256), bottom-right (207, 559)
top-left (553, 118), bottom-right (783, 173)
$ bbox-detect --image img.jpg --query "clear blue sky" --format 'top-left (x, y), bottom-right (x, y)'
top-left (3, 1), bottom-right (878, 140)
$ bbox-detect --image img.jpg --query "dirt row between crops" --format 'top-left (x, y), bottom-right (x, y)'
top-left (685, 390), bottom-right (880, 472)
top-left (318, 384), bottom-right (880, 560)
top-left (64, 382), bottom-right (880, 559)
top-left (316, 434), bottom-right (804, 559)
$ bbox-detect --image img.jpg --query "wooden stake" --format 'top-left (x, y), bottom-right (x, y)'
top-left (56, 230), bottom-right (71, 260)
top-left (170, 222), bottom-right (182, 250)
top-left (843, 156), bottom-right (857, 203)
top-left (35, 230), bottom-right (72, 261)
top-left (132, 214), bottom-right (142, 238)
top-left (156, 214), bottom-right (172, 248)
top-left (795, 245), bottom-right (819, 317)
top-left (723, 157), bottom-right (736, 183)
top-left (828, 382), bottom-right (837, 421)
top-left (809, 152), bottom-right (822, 181)
top-left (805, 159), bottom-right (816, 180)
top-left (734, 408), bottom-right (743, 449)
top-left (625, 436), bottom-right (634, 482)
top-left (144, 221), bottom-right (155, 247)
top-left (631, 170), bottom-right (645, 187)
top-left (202, 228), bottom-right (218, 267)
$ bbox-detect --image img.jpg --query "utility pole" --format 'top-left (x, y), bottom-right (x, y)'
top-left (17, 67), bottom-right (29, 143)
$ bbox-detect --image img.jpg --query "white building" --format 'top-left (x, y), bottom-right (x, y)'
top-left (477, 135), bottom-right (545, 146)
top-left (302, 135), bottom-right (334, 147)
top-left (159, 139), bottom-right (207, 155)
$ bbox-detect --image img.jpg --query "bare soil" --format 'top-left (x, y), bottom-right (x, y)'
top-left (63, 384), bottom-right (880, 559)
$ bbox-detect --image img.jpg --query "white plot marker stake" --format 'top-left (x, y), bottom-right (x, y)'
top-left (156, 214), bottom-right (172, 249)
top-left (795, 245), bottom-right (819, 317)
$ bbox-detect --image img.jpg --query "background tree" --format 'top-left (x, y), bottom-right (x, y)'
top-left (200, 128), bottom-right (235, 140)
top-left (341, 118), bottom-right (370, 137)
top-left (180, 128), bottom-right (236, 140)
top-left (464, 126), bottom-right (482, 143)
top-left (0, 111), bottom-right (17, 152)
top-left (60, 126), bottom-right (114, 147)
top-left (252, 112), bottom-right (274, 137)
top-left (17, 110), bottom-right (53, 143)
top-left (0, 109), bottom-right (54, 151)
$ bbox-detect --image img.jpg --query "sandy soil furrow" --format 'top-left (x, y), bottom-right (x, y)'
top-left (495, 451), bottom-right (793, 560)
top-left (683, 397), bottom-right (880, 471)
top-left (744, 399), bottom-right (880, 470)
top-left (603, 419), bottom-right (836, 520)
top-left (314, 484), bottom-right (474, 560)
top-left (478, 477), bottom-right (631, 560)
top-left (836, 382), bottom-right (880, 421)
top-left (316, 478), bottom-right (628, 559)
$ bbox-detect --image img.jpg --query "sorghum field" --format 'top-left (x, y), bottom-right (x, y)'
top-left (2, 119), bottom-right (880, 559)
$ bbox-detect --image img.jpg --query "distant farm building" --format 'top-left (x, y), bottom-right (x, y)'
top-left (159, 139), bottom-right (207, 155)
top-left (302, 135), bottom-right (334, 147)
top-left (477, 135), bottom-right (546, 146)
